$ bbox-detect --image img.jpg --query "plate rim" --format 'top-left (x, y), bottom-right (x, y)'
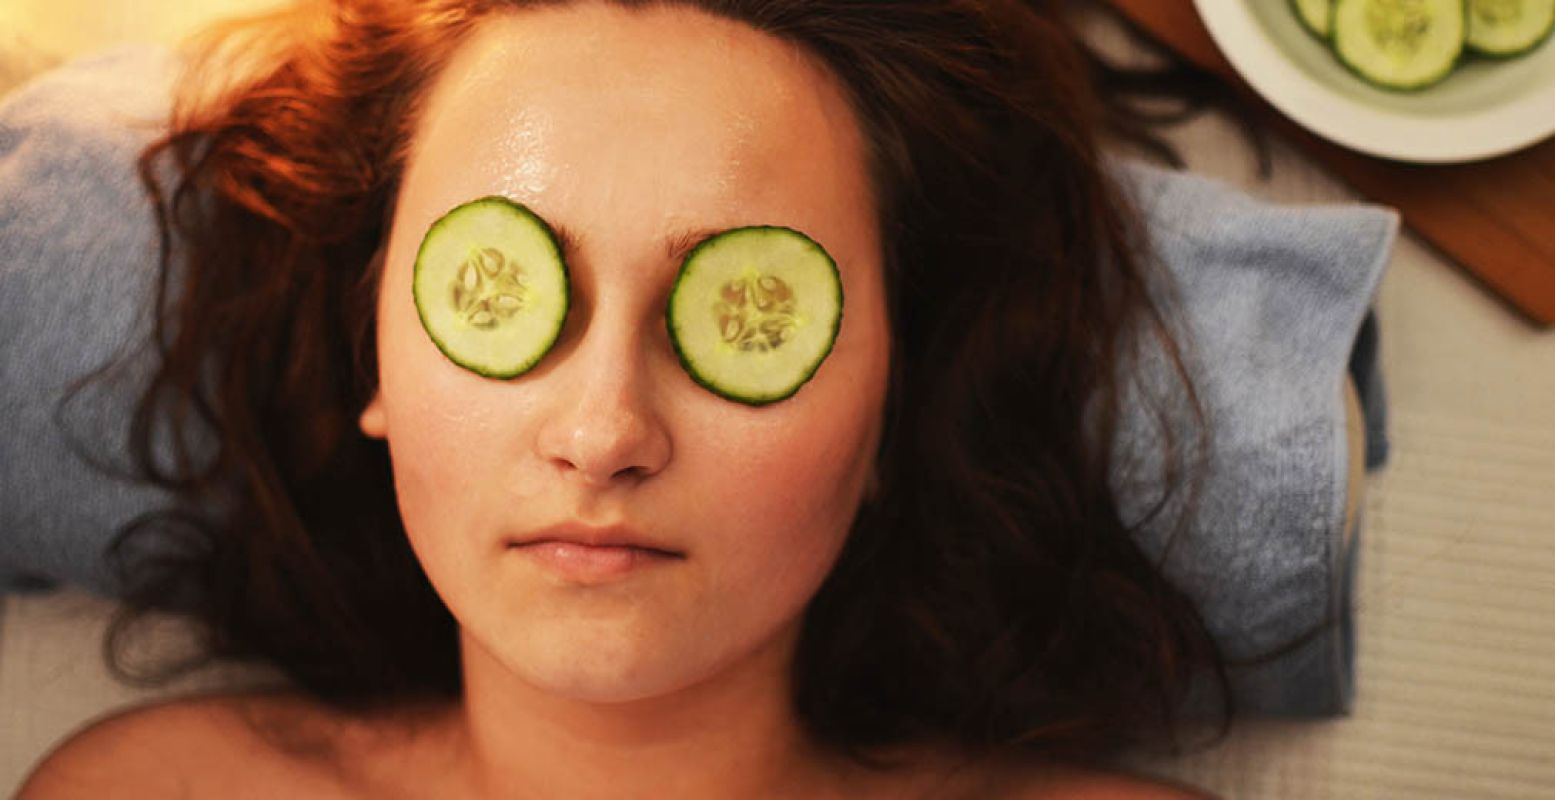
top-left (1192, 0), bottom-right (1555, 164)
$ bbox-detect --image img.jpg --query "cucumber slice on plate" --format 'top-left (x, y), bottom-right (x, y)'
top-left (413, 196), bottom-right (570, 379)
top-left (1294, 0), bottom-right (1335, 37)
top-left (666, 226), bottom-right (842, 406)
top-left (1332, 0), bottom-right (1467, 91)
top-left (1467, 0), bottom-right (1555, 56)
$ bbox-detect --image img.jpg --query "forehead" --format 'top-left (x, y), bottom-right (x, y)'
top-left (395, 2), bottom-right (877, 255)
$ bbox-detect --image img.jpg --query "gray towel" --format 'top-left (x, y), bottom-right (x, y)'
top-left (1, 45), bottom-right (184, 595)
top-left (1109, 158), bottom-right (1398, 717)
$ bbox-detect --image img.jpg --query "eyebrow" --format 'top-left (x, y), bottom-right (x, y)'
top-left (549, 222), bottom-right (722, 266)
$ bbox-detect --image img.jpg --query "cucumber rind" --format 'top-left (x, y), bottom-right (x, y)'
top-left (412, 196), bottom-right (570, 380)
top-left (1331, 0), bottom-right (1467, 92)
top-left (1293, 0), bottom-right (1335, 38)
top-left (665, 226), bottom-right (843, 407)
top-left (1465, 0), bottom-right (1555, 56)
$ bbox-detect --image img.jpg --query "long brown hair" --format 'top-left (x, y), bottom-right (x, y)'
top-left (92, 0), bottom-right (1277, 770)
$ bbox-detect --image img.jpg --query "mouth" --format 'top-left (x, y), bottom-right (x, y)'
top-left (504, 521), bottom-right (685, 558)
top-left (507, 539), bottom-right (683, 584)
top-left (507, 540), bottom-right (683, 558)
top-left (504, 522), bottom-right (684, 584)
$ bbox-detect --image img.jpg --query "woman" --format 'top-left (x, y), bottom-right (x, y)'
top-left (21, 0), bottom-right (1253, 796)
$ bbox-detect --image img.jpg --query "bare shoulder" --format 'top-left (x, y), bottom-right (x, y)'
top-left (16, 689), bottom-right (355, 799)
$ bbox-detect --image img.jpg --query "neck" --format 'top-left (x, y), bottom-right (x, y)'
top-left (448, 621), bottom-right (855, 799)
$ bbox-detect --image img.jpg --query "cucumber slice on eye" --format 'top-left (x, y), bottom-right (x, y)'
top-left (1467, 0), bottom-right (1555, 56)
top-left (1294, 0), bottom-right (1335, 37)
top-left (412, 196), bottom-right (570, 379)
top-left (665, 226), bottom-right (843, 406)
top-left (1332, 0), bottom-right (1467, 91)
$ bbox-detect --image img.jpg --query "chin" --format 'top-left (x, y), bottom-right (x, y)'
top-left (522, 651), bottom-right (725, 705)
top-left (489, 624), bottom-right (729, 704)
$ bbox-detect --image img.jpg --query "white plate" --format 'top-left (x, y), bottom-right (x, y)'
top-left (1193, 0), bottom-right (1555, 163)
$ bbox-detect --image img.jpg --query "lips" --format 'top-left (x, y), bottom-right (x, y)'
top-left (505, 521), bottom-right (684, 558)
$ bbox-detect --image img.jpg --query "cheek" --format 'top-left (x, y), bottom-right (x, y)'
top-left (693, 392), bottom-right (879, 599)
top-left (690, 293), bottom-right (892, 601)
top-left (379, 391), bottom-right (480, 582)
top-left (375, 296), bottom-right (511, 564)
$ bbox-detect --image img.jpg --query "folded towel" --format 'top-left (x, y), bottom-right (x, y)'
top-left (1, 45), bottom-right (184, 594)
top-left (0, 45), bottom-right (1397, 717)
top-left (1109, 158), bottom-right (1398, 717)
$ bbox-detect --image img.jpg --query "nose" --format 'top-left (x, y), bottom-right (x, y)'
top-left (534, 312), bottom-right (672, 489)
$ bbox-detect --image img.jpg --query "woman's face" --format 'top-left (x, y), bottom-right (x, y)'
top-left (359, 2), bottom-right (891, 703)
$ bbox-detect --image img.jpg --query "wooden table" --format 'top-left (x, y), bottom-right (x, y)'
top-left (1102, 0), bottom-right (1555, 327)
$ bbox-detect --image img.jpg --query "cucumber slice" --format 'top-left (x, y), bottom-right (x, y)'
top-left (1467, 0), bottom-right (1555, 55)
top-left (1332, 0), bottom-right (1467, 91)
top-left (666, 226), bottom-right (842, 406)
top-left (412, 196), bottom-right (570, 379)
top-left (1294, 0), bottom-right (1336, 37)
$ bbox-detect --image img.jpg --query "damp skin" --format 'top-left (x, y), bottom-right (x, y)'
top-left (355, 5), bottom-right (893, 792)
